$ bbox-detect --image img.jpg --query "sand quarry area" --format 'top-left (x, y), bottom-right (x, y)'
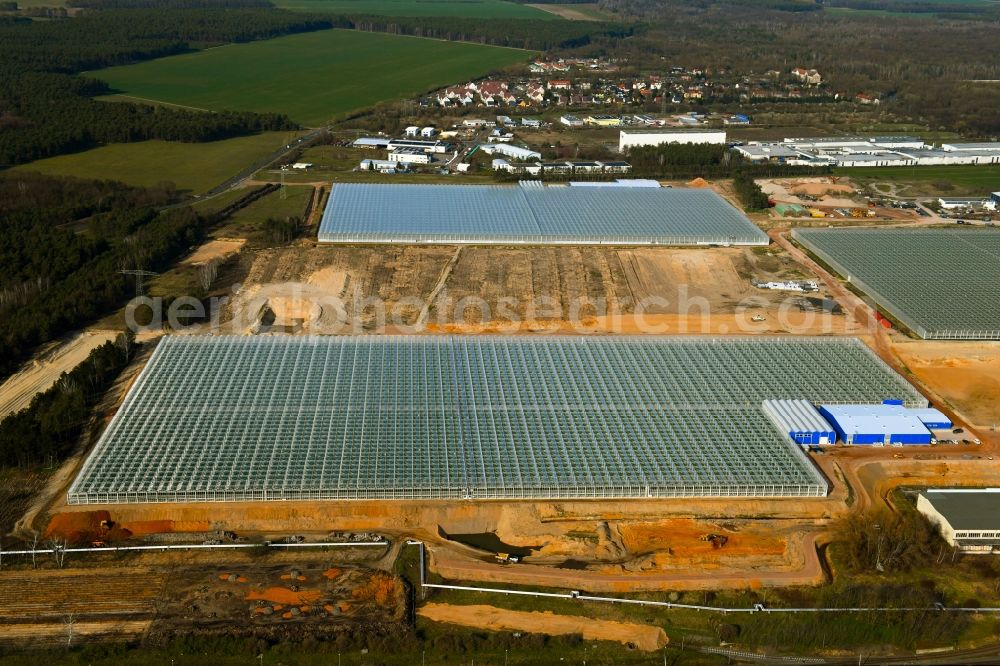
top-left (0, 330), bottom-right (118, 420)
top-left (892, 339), bottom-right (1000, 428)
top-left (760, 177), bottom-right (862, 209)
top-left (184, 238), bottom-right (245, 266)
top-left (418, 603), bottom-right (668, 651)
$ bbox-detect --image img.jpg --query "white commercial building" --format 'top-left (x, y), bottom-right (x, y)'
top-left (620, 129), bottom-right (727, 152)
top-left (388, 148), bottom-right (431, 165)
top-left (941, 142), bottom-right (1000, 153)
top-left (479, 143), bottom-right (542, 161)
top-left (917, 489), bottom-right (1000, 553)
top-left (387, 139), bottom-right (451, 154)
top-left (360, 159), bottom-right (399, 173)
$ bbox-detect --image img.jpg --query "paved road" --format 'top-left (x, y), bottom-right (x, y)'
top-left (182, 128), bottom-right (326, 208)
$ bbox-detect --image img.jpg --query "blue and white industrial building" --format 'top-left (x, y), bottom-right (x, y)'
top-left (761, 397), bottom-right (953, 448)
top-left (818, 402), bottom-right (951, 446)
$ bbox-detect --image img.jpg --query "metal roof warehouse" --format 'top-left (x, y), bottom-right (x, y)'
top-left (318, 183), bottom-right (768, 245)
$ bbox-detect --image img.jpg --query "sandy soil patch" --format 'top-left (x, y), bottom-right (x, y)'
top-left (418, 603), bottom-right (668, 651)
top-left (760, 177), bottom-right (863, 209)
top-left (618, 518), bottom-right (787, 561)
top-left (184, 238), bottom-right (245, 266)
top-left (431, 310), bottom-right (859, 336)
top-left (892, 340), bottom-right (1000, 428)
top-left (0, 330), bottom-right (118, 420)
top-left (307, 266), bottom-right (347, 292)
top-left (246, 587), bottom-right (323, 605)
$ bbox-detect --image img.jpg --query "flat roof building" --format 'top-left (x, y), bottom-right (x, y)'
top-left (941, 142), bottom-right (1000, 152)
top-left (479, 143), bottom-right (542, 161)
top-left (818, 404), bottom-right (934, 445)
top-left (388, 148), bottom-right (430, 164)
top-left (353, 137), bottom-right (390, 149)
top-left (620, 129), bottom-right (727, 152)
top-left (917, 489), bottom-right (1000, 553)
top-left (386, 138), bottom-right (451, 154)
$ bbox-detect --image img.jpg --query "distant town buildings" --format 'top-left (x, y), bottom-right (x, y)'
top-left (734, 137), bottom-right (1000, 168)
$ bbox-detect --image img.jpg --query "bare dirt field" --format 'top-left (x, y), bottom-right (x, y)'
top-left (418, 603), bottom-right (668, 651)
top-left (892, 339), bottom-right (1000, 428)
top-left (184, 238), bottom-right (246, 266)
top-left (218, 244), bottom-right (856, 336)
top-left (0, 560), bottom-right (406, 647)
top-left (0, 330), bottom-right (118, 420)
top-left (0, 620), bottom-right (151, 647)
top-left (217, 244), bottom-right (452, 333)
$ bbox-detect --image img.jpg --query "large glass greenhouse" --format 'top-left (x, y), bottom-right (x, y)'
top-left (793, 228), bottom-right (1000, 339)
top-left (67, 335), bottom-right (924, 504)
top-left (317, 183), bottom-right (769, 245)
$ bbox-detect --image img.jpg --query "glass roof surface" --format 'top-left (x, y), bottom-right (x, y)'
top-left (68, 336), bottom-right (922, 503)
top-left (318, 184), bottom-right (768, 245)
top-left (795, 228), bottom-right (1000, 339)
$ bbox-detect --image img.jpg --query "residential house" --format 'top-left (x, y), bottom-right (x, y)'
top-left (791, 67), bottom-right (822, 85)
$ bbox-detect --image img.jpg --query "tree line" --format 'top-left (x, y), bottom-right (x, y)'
top-left (327, 14), bottom-right (634, 52)
top-left (0, 173), bottom-right (210, 380)
top-left (0, 5), bottom-right (331, 165)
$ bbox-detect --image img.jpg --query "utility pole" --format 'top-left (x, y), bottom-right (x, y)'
top-left (119, 269), bottom-right (159, 298)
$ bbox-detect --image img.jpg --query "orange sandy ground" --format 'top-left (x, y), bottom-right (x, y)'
top-left (418, 603), bottom-right (668, 652)
top-left (427, 310), bottom-right (859, 337)
top-left (618, 519), bottom-right (787, 559)
top-left (246, 587), bottom-right (322, 605)
top-left (352, 573), bottom-right (403, 606)
top-left (892, 340), bottom-right (1000, 428)
top-left (45, 510), bottom-right (210, 543)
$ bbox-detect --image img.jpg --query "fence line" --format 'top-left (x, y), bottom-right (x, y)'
top-left (408, 541), bottom-right (1000, 615)
top-left (0, 540), bottom-right (388, 558)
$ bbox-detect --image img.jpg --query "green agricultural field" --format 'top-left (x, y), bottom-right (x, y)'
top-left (11, 132), bottom-right (298, 194)
top-left (90, 30), bottom-right (530, 126)
top-left (272, 0), bottom-right (552, 17)
top-left (836, 164), bottom-right (1000, 195)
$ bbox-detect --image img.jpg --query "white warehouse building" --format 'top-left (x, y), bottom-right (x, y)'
top-left (388, 148), bottom-right (430, 165)
top-left (479, 143), bottom-right (542, 161)
top-left (917, 489), bottom-right (1000, 553)
top-left (620, 129), bottom-right (727, 152)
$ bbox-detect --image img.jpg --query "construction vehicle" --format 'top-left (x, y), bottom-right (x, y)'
top-left (699, 534), bottom-right (729, 549)
top-left (495, 553), bottom-right (520, 564)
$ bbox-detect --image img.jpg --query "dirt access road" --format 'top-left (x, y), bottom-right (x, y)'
top-left (426, 531), bottom-right (826, 593)
top-left (418, 603), bottom-right (668, 651)
top-left (0, 330), bottom-right (118, 420)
